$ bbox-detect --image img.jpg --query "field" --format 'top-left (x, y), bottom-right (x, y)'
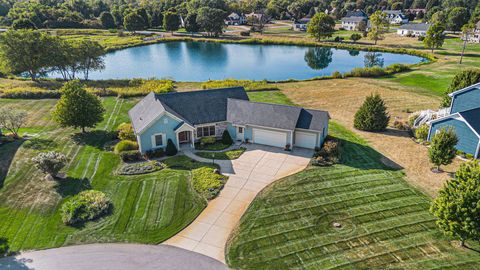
top-left (0, 97), bottom-right (209, 252)
top-left (226, 122), bottom-right (480, 269)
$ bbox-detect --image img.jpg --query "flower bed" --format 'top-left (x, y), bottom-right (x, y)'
top-left (117, 161), bottom-right (164, 175)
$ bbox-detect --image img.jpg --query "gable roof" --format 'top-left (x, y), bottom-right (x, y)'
top-left (398, 23), bottom-right (429, 31)
top-left (459, 107), bottom-right (480, 136)
top-left (448, 82), bottom-right (480, 97)
top-left (227, 99), bottom-right (330, 132)
top-left (341, 16), bottom-right (367, 23)
top-left (129, 87), bottom-right (249, 134)
top-left (345, 10), bottom-right (367, 18)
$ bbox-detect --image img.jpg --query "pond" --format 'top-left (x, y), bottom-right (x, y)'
top-left (51, 41), bottom-right (426, 81)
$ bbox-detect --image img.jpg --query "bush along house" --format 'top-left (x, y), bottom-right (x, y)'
top-left (128, 87), bottom-right (330, 154)
top-left (428, 83), bottom-right (480, 158)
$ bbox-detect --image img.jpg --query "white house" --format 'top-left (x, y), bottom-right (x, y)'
top-left (466, 21), bottom-right (480, 43)
top-left (225, 12), bottom-right (246, 25)
top-left (383, 10), bottom-right (409, 24)
top-left (293, 18), bottom-right (311, 31)
top-left (397, 23), bottom-right (429, 37)
top-left (341, 16), bottom-right (368, 31)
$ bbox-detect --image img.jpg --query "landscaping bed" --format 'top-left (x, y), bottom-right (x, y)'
top-left (194, 141), bottom-right (231, 151)
top-left (196, 147), bottom-right (246, 160)
top-left (117, 161), bottom-right (165, 175)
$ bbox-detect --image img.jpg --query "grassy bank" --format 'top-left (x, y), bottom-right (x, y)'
top-left (226, 122), bottom-right (480, 269)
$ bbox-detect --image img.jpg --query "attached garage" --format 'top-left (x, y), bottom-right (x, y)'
top-left (252, 128), bottom-right (287, 148)
top-left (294, 130), bottom-right (318, 149)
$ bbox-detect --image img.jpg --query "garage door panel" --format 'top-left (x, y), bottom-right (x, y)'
top-left (295, 131), bottom-right (317, 149)
top-left (253, 128), bottom-right (287, 148)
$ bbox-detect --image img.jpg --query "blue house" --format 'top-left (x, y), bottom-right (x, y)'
top-left (428, 83), bottom-right (480, 158)
top-left (128, 87), bottom-right (330, 154)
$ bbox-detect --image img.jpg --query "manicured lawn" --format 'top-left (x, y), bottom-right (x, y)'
top-left (247, 90), bottom-right (296, 106)
top-left (196, 147), bottom-right (246, 160)
top-left (226, 122), bottom-right (480, 269)
top-left (0, 97), bottom-right (210, 252)
top-left (195, 141), bottom-right (231, 151)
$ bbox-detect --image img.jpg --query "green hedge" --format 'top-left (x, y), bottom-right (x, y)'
top-left (114, 140), bottom-right (138, 153)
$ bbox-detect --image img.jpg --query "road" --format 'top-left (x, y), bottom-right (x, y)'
top-left (0, 244), bottom-right (228, 270)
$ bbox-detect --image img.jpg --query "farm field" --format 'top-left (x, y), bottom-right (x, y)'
top-left (226, 122), bottom-right (480, 269)
top-left (0, 97), bottom-right (209, 252)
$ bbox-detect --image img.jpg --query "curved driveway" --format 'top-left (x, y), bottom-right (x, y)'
top-left (0, 244), bottom-right (228, 270)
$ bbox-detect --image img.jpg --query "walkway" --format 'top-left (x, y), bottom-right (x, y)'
top-left (165, 144), bottom-right (313, 263)
top-left (0, 244), bottom-right (228, 270)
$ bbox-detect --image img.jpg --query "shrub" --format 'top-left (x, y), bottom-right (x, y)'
top-left (385, 63), bottom-right (410, 73)
top-left (0, 88), bottom-right (61, 99)
top-left (117, 161), bottom-right (164, 175)
top-left (145, 148), bottom-right (164, 159)
top-left (334, 36), bottom-right (343, 42)
top-left (114, 140), bottom-right (138, 153)
top-left (192, 167), bottom-right (226, 199)
top-left (0, 237), bottom-right (8, 257)
top-left (429, 128), bottom-right (458, 171)
top-left (393, 120), bottom-right (408, 131)
top-left (347, 67), bottom-right (387, 77)
top-left (311, 137), bottom-right (341, 166)
top-left (222, 130), bottom-right (233, 145)
top-left (119, 150), bottom-right (143, 162)
top-left (408, 113), bottom-right (419, 127)
top-left (165, 139), bottom-right (177, 156)
top-left (240, 31), bottom-right (250, 36)
top-left (32, 151), bottom-right (68, 178)
top-left (61, 190), bottom-right (111, 225)
top-left (415, 124), bottom-right (429, 141)
top-left (117, 123), bottom-right (135, 141)
top-left (332, 71), bottom-right (343, 79)
top-left (200, 136), bottom-right (216, 146)
top-left (354, 94), bottom-right (390, 131)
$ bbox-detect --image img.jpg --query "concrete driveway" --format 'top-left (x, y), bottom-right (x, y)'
top-left (165, 144), bottom-right (313, 263)
top-left (0, 244), bottom-right (228, 270)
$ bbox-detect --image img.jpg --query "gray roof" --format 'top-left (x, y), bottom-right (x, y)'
top-left (129, 87), bottom-right (249, 134)
top-left (459, 107), bottom-right (480, 136)
top-left (345, 10), bottom-right (367, 18)
top-left (227, 99), bottom-right (329, 132)
top-left (341, 16), bottom-right (367, 23)
top-left (383, 10), bottom-right (403, 15)
top-left (398, 23), bottom-right (429, 31)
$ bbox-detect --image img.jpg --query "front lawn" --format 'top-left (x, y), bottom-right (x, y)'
top-left (196, 147), bottom-right (246, 160)
top-left (194, 141), bottom-right (231, 151)
top-left (226, 122), bottom-right (480, 269)
top-left (0, 97), bottom-right (209, 252)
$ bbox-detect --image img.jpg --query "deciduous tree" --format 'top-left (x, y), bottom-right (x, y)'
top-left (423, 22), bottom-right (445, 53)
top-left (99, 11), bottom-right (115, 29)
top-left (197, 7), bottom-right (226, 37)
top-left (53, 80), bottom-right (105, 133)
top-left (368, 11), bottom-right (389, 45)
top-left (124, 11), bottom-right (146, 32)
top-left (428, 127), bottom-right (458, 171)
top-left (163, 11), bottom-right (180, 33)
top-left (447, 7), bottom-right (469, 33)
top-left (0, 107), bottom-right (27, 138)
top-left (307, 12), bottom-right (335, 41)
top-left (32, 151), bottom-right (68, 179)
top-left (430, 160), bottom-right (480, 247)
top-left (185, 13), bottom-right (200, 33)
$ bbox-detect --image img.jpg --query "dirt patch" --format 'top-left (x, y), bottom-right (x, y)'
top-left (280, 78), bottom-right (461, 197)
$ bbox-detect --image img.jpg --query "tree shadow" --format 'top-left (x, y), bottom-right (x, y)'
top-left (71, 130), bottom-right (117, 150)
top-left (54, 177), bottom-right (91, 198)
top-left (0, 140), bottom-right (25, 188)
top-left (0, 257), bottom-right (33, 270)
top-left (376, 128), bottom-right (412, 138)
top-left (337, 138), bottom-right (403, 171)
top-left (22, 138), bottom-right (58, 150)
top-left (67, 203), bottom-right (114, 230)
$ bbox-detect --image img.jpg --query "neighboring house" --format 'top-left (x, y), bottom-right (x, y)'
top-left (341, 10), bottom-right (368, 31)
top-left (383, 10), bottom-right (409, 24)
top-left (225, 12), bottom-right (246, 25)
top-left (128, 87), bottom-right (330, 153)
top-left (427, 83), bottom-right (480, 158)
top-left (397, 23), bottom-right (429, 37)
top-left (466, 21), bottom-right (480, 43)
top-left (293, 17), bottom-right (311, 31)
top-left (245, 12), bottom-right (270, 24)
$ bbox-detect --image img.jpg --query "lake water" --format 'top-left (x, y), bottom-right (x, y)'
top-left (52, 41), bottom-right (426, 81)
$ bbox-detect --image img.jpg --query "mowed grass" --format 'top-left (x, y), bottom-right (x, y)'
top-left (0, 97), bottom-right (207, 252)
top-left (226, 122), bottom-right (480, 269)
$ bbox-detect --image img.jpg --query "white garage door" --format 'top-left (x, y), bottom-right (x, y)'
top-left (294, 131), bottom-right (317, 149)
top-left (253, 128), bottom-right (287, 148)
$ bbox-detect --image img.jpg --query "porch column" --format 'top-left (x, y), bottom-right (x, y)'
top-left (191, 129), bottom-right (195, 148)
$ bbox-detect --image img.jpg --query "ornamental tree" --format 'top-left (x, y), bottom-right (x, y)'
top-left (430, 160), bottom-right (480, 247)
top-left (307, 13), bottom-right (335, 41)
top-left (0, 107), bottom-right (27, 138)
top-left (53, 80), bottom-right (105, 133)
top-left (32, 151), bottom-right (68, 178)
top-left (354, 94), bottom-right (390, 131)
top-left (428, 127), bottom-right (458, 171)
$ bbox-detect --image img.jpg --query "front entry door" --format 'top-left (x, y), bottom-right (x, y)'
top-left (236, 126), bottom-right (244, 141)
top-left (178, 131), bottom-right (191, 143)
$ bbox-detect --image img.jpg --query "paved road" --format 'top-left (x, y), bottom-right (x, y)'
top-left (0, 244), bottom-right (228, 270)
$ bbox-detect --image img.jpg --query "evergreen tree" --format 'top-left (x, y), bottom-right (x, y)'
top-left (307, 12), bottom-right (335, 41)
top-left (185, 13), bottom-right (199, 33)
top-left (354, 94), bottom-right (390, 131)
top-left (441, 69), bottom-right (480, 107)
top-left (222, 130), bottom-right (233, 145)
top-left (163, 11), bottom-right (180, 33)
top-left (53, 80), bottom-right (105, 133)
top-left (428, 127), bottom-right (458, 171)
top-left (430, 160), bottom-right (480, 247)
top-left (165, 139), bottom-right (178, 156)
top-left (124, 12), bottom-right (146, 32)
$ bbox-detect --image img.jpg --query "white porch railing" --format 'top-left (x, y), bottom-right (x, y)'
top-left (413, 108), bottom-right (450, 128)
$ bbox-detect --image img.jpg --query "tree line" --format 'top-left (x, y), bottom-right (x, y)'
top-left (0, 30), bottom-right (105, 81)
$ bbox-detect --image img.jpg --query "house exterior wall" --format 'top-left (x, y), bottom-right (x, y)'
top-left (429, 118), bottom-right (480, 156)
top-left (138, 114), bottom-right (181, 153)
top-left (451, 88), bottom-right (480, 113)
top-left (226, 123), bottom-right (237, 139)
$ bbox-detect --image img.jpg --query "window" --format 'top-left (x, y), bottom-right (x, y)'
top-left (153, 134), bottom-right (163, 147)
top-left (238, 127), bottom-right (243, 133)
top-left (197, 125), bottom-right (216, 137)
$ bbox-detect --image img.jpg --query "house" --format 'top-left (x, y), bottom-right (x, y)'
top-left (383, 10), bottom-right (409, 24)
top-left (427, 83), bottom-right (480, 158)
top-left (245, 12), bottom-right (270, 24)
top-left (225, 12), bottom-right (246, 25)
top-left (293, 17), bottom-right (311, 31)
top-left (397, 23), bottom-right (429, 37)
top-left (128, 87), bottom-right (330, 153)
top-left (341, 10), bottom-right (368, 31)
top-left (466, 21), bottom-right (480, 43)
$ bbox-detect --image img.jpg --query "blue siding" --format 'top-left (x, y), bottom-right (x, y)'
top-left (451, 88), bottom-right (480, 113)
top-left (227, 123), bottom-right (237, 139)
top-left (429, 118), bottom-right (479, 156)
top-left (244, 127), bottom-right (253, 141)
top-left (138, 114), bottom-right (181, 153)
